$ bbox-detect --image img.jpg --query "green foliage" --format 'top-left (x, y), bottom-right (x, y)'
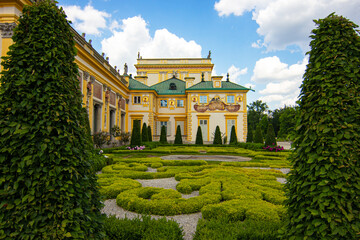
top-left (264, 123), bottom-right (276, 146)
top-left (147, 125), bottom-right (152, 142)
top-left (237, 142), bottom-right (264, 150)
top-left (259, 115), bottom-right (268, 136)
top-left (141, 122), bottom-right (148, 143)
top-left (110, 125), bottom-right (121, 138)
top-left (93, 131), bottom-right (109, 149)
top-left (98, 177), bottom-right (142, 199)
top-left (213, 126), bottom-right (222, 145)
top-left (174, 125), bottom-right (183, 144)
top-left (104, 215), bottom-right (184, 240)
top-left (195, 126), bottom-right (203, 145)
top-left (229, 125), bottom-right (237, 144)
top-left (247, 100), bottom-right (269, 131)
top-left (246, 126), bottom-right (253, 143)
top-left (283, 14), bottom-right (360, 239)
top-left (160, 125), bottom-right (167, 144)
top-left (0, 1), bottom-right (104, 238)
top-left (130, 120), bottom-right (142, 147)
top-left (254, 125), bottom-right (263, 144)
top-left (278, 106), bottom-right (297, 139)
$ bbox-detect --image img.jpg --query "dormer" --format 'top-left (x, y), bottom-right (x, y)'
top-left (211, 76), bottom-right (223, 88)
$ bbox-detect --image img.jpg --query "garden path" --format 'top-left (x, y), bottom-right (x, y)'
top-left (161, 155), bottom-right (251, 161)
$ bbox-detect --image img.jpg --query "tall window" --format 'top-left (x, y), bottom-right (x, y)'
top-left (227, 95), bottom-right (235, 104)
top-left (177, 100), bottom-right (184, 107)
top-left (199, 95), bottom-right (207, 104)
top-left (134, 96), bottom-right (141, 104)
top-left (160, 100), bottom-right (168, 107)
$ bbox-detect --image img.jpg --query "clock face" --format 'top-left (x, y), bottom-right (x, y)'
top-left (192, 96), bottom-right (198, 102)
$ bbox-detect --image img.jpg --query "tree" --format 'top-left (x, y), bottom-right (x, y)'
top-left (147, 125), bottom-right (152, 142)
top-left (264, 123), bottom-right (276, 146)
top-left (283, 14), bottom-right (360, 239)
top-left (195, 126), bottom-right (203, 145)
top-left (278, 106), bottom-right (297, 139)
top-left (247, 100), bottom-right (269, 131)
top-left (174, 125), bottom-right (183, 144)
top-left (229, 125), bottom-right (237, 144)
top-left (160, 125), bottom-right (167, 144)
top-left (269, 108), bottom-right (281, 137)
top-left (259, 115), bottom-right (268, 136)
top-left (141, 122), bottom-right (148, 143)
top-left (213, 126), bottom-right (222, 145)
top-left (253, 125), bottom-right (263, 144)
top-left (130, 120), bottom-right (142, 147)
top-left (246, 126), bottom-right (253, 143)
top-left (0, 1), bottom-right (104, 238)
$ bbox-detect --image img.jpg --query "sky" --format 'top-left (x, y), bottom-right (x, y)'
top-left (57, 0), bottom-right (360, 110)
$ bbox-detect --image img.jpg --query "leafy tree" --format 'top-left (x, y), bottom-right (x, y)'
top-left (141, 122), bottom-right (148, 143)
top-left (229, 125), bottom-right (237, 144)
top-left (269, 108), bottom-right (281, 137)
top-left (147, 125), bottom-right (152, 142)
top-left (0, 1), bottom-right (104, 238)
top-left (247, 100), bottom-right (268, 131)
top-left (174, 125), bottom-right (183, 144)
top-left (246, 126), bottom-right (253, 143)
top-left (195, 126), bottom-right (203, 145)
top-left (160, 125), bottom-right (167, 144)
top-left (283, 14), bottom-right (360, 239)
top-left (213, 126), bottom-right (222, 145)
top-left (264, 123), bottom-right (276, 146)
top-left (259, 115), bottom-right (268, 136)
top-left (130, 120), bottom-right (142, 147)
top-left (253, 125), bottom-right (263, 144)
top-left (278, 106), bottom-right (297, 139)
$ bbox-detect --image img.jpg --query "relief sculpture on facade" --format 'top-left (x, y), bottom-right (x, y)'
top-left (194, 98), bottom-right (240, 112)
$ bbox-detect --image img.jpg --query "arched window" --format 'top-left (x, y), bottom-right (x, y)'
top-left (169, 83), bottom-right (177, 90)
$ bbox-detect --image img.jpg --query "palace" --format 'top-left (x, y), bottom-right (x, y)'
top-left (0, 0), bottom-right (252, 143)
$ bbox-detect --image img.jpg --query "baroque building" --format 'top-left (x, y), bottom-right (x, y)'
top-left (0, 0), bottom-right (252, 143)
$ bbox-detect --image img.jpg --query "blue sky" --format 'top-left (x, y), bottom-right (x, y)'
top-left (57, 0), bottom-right (360, 110)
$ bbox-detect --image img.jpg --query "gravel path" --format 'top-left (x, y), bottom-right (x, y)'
top-left (161, 155), bottom-right (251, 162)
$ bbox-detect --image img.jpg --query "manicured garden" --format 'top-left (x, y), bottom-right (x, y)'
top-left (99, 145), bottom-right (291, 239)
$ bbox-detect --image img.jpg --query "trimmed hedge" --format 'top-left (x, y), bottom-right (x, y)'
top-left (98, 177), bottom-right (142, 199)
top-left (213, 126), bottom-right (222, 145)
top-left (195, 126), bottom-right (203, 145)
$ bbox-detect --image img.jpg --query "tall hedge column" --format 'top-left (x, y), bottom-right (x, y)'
top-left (283, 14), bottom-right (360, 239)
top-left (0, 0), bottom-right (104, 238)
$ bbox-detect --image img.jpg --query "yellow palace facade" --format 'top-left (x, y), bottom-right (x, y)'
top-left (0, 0), bottom-right (252, 143)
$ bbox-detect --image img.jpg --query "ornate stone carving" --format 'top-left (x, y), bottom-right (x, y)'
top-left (90, 75), bottom-right (95, 84)
top-left (0, 23), bottom-right (17, 38)
top-left (83, 71), bottom-right (90, 80)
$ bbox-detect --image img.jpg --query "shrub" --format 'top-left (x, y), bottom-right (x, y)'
top-left (254, 125), bottom-right (263, 144)
top-left (213, 126), bottom-right (222, 145)
top-left (147, 125), bottom-right (152, 142)
top-left (130, 120), bottom-right (141, 147)
top-left (141, 122), bottom-right (148, 143)
top-left (93, 131), bottom-right (109, 149)
top-left (160, 125), bottom-right (167, 144)
top-left (174, 125), bottom-right (183, 144)
top-left (104, 215), bottom-right (184, 240)
top-left (237, 142), bottom-right (264, 150)
top-left (282, 14), bottom-right (360, 239)
top-left (0, 1), bottom-right (104, 238)
top-left (98, 177), bottom-right (142, 199)
top-left (195, 126), bottom-right (203, 145)
top-left (246, 126), bottom-right (253, 143)
top-left (229, 125), bottom-right (237, 144)
top-left (264, 123), bottom-right (276, 146)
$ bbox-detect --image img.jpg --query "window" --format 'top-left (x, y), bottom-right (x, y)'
top-left (227, 95), bottom-right (235, 104)
top-left (134, 96), bottom-right (141, 104)
top-left (177, 100), bottom-right (184, 107)
top-left (199, 95), bottom-right (207, 104)
top-left (160, 100), bottom-right (168, 107)
top-left (169, 83), bottom-right (177, 90)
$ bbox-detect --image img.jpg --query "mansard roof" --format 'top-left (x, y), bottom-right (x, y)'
top-left (151, 77), bottom-right (186, 95)
top-left (128, 77), bottom-right (152, 90)
top-left (186, 80), bottom-right (253, 91)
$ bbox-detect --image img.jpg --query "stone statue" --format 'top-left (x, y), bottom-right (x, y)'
top-left (207, 50), bottom-right (211, 59)
top-left (138, 52), bottom-right (140, 59)
top-left (124, 63), bottom-right (128, 75)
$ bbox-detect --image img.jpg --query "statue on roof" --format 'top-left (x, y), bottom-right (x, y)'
top-left (124, 63), bottom-right (128, 75)
top-left (207, 50), bottom-right (211, 59)
top-left (137, 52), bottom-right (140, 59)
top-left (173, 70), bottom-right (178, 78)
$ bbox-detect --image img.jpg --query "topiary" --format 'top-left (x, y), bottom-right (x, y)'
top-left (213, 126), bottom-right (222, 145)
top-left (174, 125), bottom-right (183, 144)
top-left (147, 125), bottom-right (152, 142)
top-left (130, 120), bottom-right (142, 147)
top-left (160, 125), bottom-right (167, 144)
top-left (282, 13), bottom-right (360, 239)
top-left (141, 122), bottom-right (148, 143)
top-left (229, 125), bottom-right (237, 144)
top-left (254, 125), bottom-right (263, 144)
top-left (264, 123), bottom-right (276, 147)
top-left (195, 126), bottom-right (203, 145)
top-left (246, 126), bottom-right (253, 143)
top-left (0, 1), bottom-right (105, 238)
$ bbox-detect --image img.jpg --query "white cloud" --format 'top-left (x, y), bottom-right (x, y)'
top-left (62, 4), bottom-right (110, 35)
top-left (101, 16), bottom-right (202, 74)
top-left (251, 56), bottom-right (307, 106)
top-left (244, 83), bottom-right (256, 89)
top-left (215, 0), bottom-right (360, 51)
top-left (220, 65), bottom-right (247, 83)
